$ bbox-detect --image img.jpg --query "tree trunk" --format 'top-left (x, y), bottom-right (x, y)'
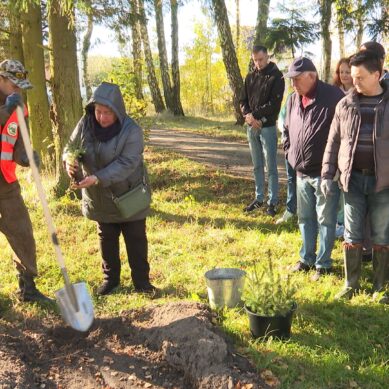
top-left (337, 19), bottom-right (345, 58)
top-left (153, 0), bottom-right (175, 112)
top-left (236, 0), bottom-right (240, 50)
top-left (82, 3), bottom-right (93, 101)
top-left (211, 0), bottom-right (244, 125)
top-left (170, 0), bottom-right (184, 116)
top-left (129, 0), bottom-right (144, 100)
top-left (8, 4), bottom-right (24, 61)
top-left (249, 0), bottom-right (270, 72)
top-left (254, 0), bottom-right (270, 45)
top-left (138, 0), bottom-right (165, 113)
top-left (20, 1), bottom-right (53, 160)
top-left (48, 0), bottom-right (83, 196)
top-left (0, 2), bottom-right (9, 58)
top-left (319, 0), bottom-right (332, 82)
top-left (355, 0), bottom-right (363, 50)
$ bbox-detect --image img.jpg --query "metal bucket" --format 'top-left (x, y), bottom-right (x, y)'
top-left (204, 268), bottom-right (246, 309)
top-left (55, 282), bottom-right (94, 332)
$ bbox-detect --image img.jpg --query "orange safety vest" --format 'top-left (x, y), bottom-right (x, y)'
top-left (0, 105), bottom-right (28, 183)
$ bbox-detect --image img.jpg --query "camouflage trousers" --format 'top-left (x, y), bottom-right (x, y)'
top-left (0, 191), bottom-right (37, 276)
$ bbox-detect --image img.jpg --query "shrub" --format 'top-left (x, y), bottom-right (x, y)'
top-left (243, 252), bottom-right (297, 317)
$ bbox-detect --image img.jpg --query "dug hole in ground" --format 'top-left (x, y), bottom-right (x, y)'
top-left (0, 302), bottom-right (271, 389)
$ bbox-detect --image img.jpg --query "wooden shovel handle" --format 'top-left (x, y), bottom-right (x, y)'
top-left (16, 106), bottom-right (68, 274)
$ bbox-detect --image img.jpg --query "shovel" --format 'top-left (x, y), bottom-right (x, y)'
top-left (16, 106), bottom-right (94, 332)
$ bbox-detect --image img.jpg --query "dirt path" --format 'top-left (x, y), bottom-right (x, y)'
top-left (148, 127), bottom-right (287, 183)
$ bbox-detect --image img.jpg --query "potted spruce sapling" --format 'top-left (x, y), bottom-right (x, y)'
top-left (64, 138), bottom-right (86, 185)
top-left (243, 253), bottom-right (297, 340)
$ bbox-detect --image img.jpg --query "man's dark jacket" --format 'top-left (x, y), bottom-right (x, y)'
top-left (322, 80), bottom-right (389, 193)
top-left (283, 80), bottom-right (344, 177)
top-left (240, 62), bottom-right (285, 127)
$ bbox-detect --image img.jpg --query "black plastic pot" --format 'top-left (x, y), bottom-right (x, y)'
top-left (245, 303), bottom-right (297, 340)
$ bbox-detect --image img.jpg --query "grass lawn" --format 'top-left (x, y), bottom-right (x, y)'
top-left (1, 145), bottom-right (388, 388)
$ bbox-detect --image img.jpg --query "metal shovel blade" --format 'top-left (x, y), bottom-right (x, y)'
top-left (55, 282), bottom-right (94, 332)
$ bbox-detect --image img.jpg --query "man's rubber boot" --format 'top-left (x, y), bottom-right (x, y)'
top-left (17, 274), bottom-right (54, 303)
top-left (335, 244), bottom-right (362, 300)
top-left (372, 247), bottom-right (389, 304)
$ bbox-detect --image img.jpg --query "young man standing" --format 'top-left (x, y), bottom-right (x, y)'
top-left (321, 50), bottom-right (389, 301)
top-left (0, 59), bottom-right (51, 302)
top-left (240, 46), bottom-right (285, 217)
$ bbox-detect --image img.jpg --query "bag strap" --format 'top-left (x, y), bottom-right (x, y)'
top-left (108, 162), bottom-right (148, 201)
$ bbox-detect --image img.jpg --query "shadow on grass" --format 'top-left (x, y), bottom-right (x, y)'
top-left (152, 208), bottom-right (279, 232)
top-left (149, 160), bottom-right (299, 234)
top-left (149, 147), bottom-right (288, 202)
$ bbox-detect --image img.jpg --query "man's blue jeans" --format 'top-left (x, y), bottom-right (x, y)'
top-left (247, 125), bottom-right (279, 206)
top-left (297, 175), bottom-right (339, 269)
top-left (344, 171), bottom-right (389, 245)
top-left (285, 158), bottom-right (297, 214)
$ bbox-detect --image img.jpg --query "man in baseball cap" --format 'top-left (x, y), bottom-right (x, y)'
top-left (284, 57), bottom-right (317, 78)
top-left (0, 59), bottom-right (52, 303)
top-left (0, 59), bottom-right (32, 90)
top-left (282, 57), bottom-right (344, 281)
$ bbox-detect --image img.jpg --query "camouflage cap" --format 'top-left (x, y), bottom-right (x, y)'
top-left (0, 59), bottom-right (33, 89)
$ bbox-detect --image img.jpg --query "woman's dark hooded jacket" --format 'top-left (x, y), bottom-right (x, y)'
top-left (64, 82), bottom-right (149, 223)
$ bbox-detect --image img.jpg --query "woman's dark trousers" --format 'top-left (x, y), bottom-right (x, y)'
top-left (97, 219), bottom-right (150, 288)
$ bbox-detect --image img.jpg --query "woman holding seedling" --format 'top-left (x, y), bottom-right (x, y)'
top-left (64, 82), bottom-right (156, 296)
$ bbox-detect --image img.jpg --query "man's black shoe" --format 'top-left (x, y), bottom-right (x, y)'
top-left (266, 204), bottom-right (276, 217)
top-left (290, 261), bottom-right (312, 272)
top-left (243, 199), bottom-right (263, 212)
top-left (311, 267), bottom-right (332, 281)
top-left (96, 281), bottom-right (119, 296)
top-left (17, 274), bottom-right (54, 303)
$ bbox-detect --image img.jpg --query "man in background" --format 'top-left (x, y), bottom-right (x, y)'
top-left (360, 41), bottom-right (389, 80)
top-left (240, 45), bottom-right (285, 217)
top-left (321, 50), bottom-right (389, 301)
top-left (283, 57), bottom-right (344, 281)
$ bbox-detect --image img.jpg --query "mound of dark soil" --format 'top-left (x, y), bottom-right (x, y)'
top-left (0, 302), bottom-right (269, 388)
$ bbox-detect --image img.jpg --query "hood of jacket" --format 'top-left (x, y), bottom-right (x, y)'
top-left (86, 82), bottom-right (126, 125)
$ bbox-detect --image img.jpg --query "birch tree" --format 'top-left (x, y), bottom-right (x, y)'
top-left (210, 0), bottom-right (244, 124)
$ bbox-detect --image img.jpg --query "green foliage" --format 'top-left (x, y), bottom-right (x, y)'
top-left (266, 3), bottom-right (319, 58)
top-left (335, 0), bottom-right (389, 41)
top-left (63, 138), bottom-right (85, 165)
top-left (179, 13), bottom-right (251, 117)
top-left (243, 252), bottom-right (297, 317)
top-left (88, 56), bottom-right (115, 87)
top-left (107, 57), bottom-right (147, 120)
top-left (180, 19), bottom-right (226, 115)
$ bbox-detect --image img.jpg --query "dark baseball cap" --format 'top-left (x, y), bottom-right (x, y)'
top-left (284, 57), bottom-right (317, 78)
